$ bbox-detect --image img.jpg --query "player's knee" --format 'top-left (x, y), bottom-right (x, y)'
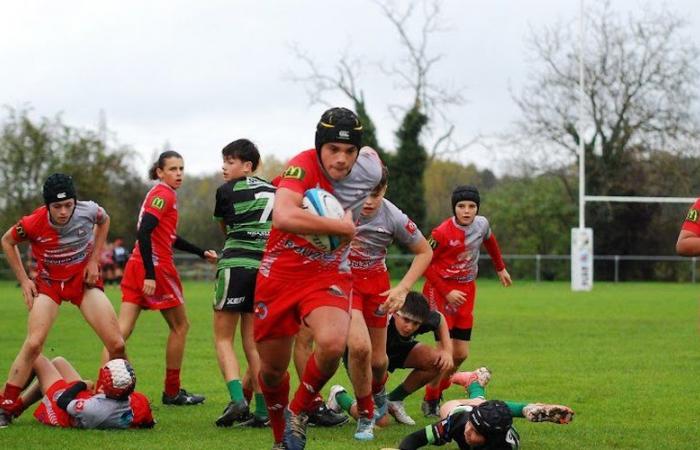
top-left (349, 342), bottom-right (371, 364)
top-left (171, 318), bottom-right (190, 336)
top-left (315, 335), bottom-right (347, 360)
top-left (51, 356), bottom-right (68, 365)
top-left (23, 335), bottom-right (46, 357)
top-left (371, 353), bottom-right (388, 371)
top-left (106, 337), bottom-right (126, 358)
top-left (260, 366), bottom-right (285, 387)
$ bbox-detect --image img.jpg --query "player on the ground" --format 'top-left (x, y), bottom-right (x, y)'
top-left (328, 291), bottom-right (454, 427)
top-left (11, 354), bottom-right (154, 429)
top-left (113, 151), bottom-right (217, 406)
top-left (393, 374), bottom-right (574, 450)
top-left (0, 173), bottom-right (126, 426)
top-left (421, 185), bottom-right (512, 416)
top-left (254, 107), bottom-right (382, 450)
top-left (212, 139), bottom-right (275, 427)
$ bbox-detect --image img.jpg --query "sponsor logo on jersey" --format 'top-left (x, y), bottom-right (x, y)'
top-left (254, 302), bottom-right (268, 319)
top-left (449, 239), bottom-right (461, 247)
top-left (687, 208), bottom-right (699, 223)
top-left (75, 400), bottom-right (85, 412)
top-left (405, 220), bottom-right (417, 234)
top-left (151, 197), bottom-right (165, 210)
top-left (77, 227), bottom-right (87, 237)
top-left (282, 166), bottom-right (305, 180)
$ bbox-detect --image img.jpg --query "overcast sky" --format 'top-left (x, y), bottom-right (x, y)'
top-left (1, 0), bottom-right (699, 177)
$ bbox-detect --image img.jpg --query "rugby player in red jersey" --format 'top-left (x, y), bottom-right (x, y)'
top-left (113, 151), bottom-right (217, 406)
top-left (12, 355), bottom-right (154, 429)
top-left (0, 173), bottom-right (126, 427)
top-left (254, 107), bottom-right (382, 450)
top-left (421, 185), bottom-right (512, 416)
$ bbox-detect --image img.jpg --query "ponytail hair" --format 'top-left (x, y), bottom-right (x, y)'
top-left (149, 150), bottom-right (183, 180)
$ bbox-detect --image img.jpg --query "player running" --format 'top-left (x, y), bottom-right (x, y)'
top-left (254, 107), bottom-right (382, 450)
top-left (114, 150), bottom-right (217, 406)
top-left (344, 167), bottom-right (432, 439)
top-left (212, 139), bottom-right (275, 427)
top-left (0, 173), bottom-right (126, 426)
top-left (421, 185), bottom-right (512, 416)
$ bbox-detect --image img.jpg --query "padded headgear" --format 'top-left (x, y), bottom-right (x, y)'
top-left (98, 358), bottom-right (136, 400)
top-left (315, 107), bottom-right (363, 153)
top-left (469, 401), bottom-right (515, 449)
top-left (451, 185), bottom-right (480, 212)
top-left (43, 173), bottom-right (76, 206)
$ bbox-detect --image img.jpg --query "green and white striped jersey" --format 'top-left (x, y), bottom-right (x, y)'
top-left (213, 176), bottom-right (275, 270)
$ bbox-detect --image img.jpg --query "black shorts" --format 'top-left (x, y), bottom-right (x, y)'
top-left (213, 267), bottom-right (257, 313)
top-left (387, 340), bottom-right (419, 372)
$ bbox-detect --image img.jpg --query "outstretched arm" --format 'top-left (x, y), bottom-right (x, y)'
top-left (483, 233), bottom-right (511, 287)
top-left (381, 237), bottom-right (433, 314)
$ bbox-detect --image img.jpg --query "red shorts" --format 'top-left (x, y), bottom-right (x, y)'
top-left (34, 380), bottom-right (73, 427)
top-left (253, 273), bottom-right (352, 342)
top-left (36, 273), bottom-right (104, 307)
top-left (351, 270), bottom-right (391, 328)
top-left (121, 259), bottom-right (184, 310)
top-left (422, 280), bottom-right (476, 331)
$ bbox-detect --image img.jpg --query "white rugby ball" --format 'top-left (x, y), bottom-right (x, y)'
top-left (302, 188), bottom-right (345, 252)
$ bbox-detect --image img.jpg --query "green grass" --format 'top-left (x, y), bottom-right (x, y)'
top-left (1, 280), bottom-right (699, 449)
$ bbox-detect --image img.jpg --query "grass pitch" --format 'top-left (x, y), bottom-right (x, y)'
top-left (0, 280), bottom-right (699, 449)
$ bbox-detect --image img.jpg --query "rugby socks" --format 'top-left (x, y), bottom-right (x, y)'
top-left (1, 384), bottom-right (23, 416)
top-left (424, 384), bottom-right (441, 402)
top-left (2, 384), bottom-right (22, 403)
top-left (259, 372), bottom-right (290, 444)
top-left (439, 376), bottom-right (451, 393)
top-left (355, 393), bottom-right (374, 419)
top-left (371, 373), bottom-right (388, 395)
top-left (335, 391), bottom-right (356, 412)
top-left (164, 369), bottom-right (181, 397)
top-left (243, 387), bottom-right (253, 404)
top-left (467, 381), bottom-right (486, 399)
top-left (254, 393), bottom-right (268, 419)
top-left (504, 401), bottom-right (528, 418)
top-left (289, 354), bottom-right (332, 415)
top-left (388, 384), bottom-right (411, 402)
top-left (227, 379), bottom-right (244, 402)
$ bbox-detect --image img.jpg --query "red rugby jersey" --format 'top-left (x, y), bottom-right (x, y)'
top-left (11, 201), bottom-right (107, 280)
top-left (259, 149), bottom-right (343, 280)
top-left (131, 183), bottom-right (178, 266)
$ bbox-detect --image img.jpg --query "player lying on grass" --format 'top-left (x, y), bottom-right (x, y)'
top-left (390, 371), bottom-right (574, 450)
top-left (6, 355), bottom-right (153, 429)
top-left (328, 292), bottom-right (453, 427)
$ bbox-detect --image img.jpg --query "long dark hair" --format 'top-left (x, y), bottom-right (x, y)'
top-left (149, 150), bottom-right (183, 180)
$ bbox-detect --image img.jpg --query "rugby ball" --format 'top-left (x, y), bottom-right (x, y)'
top-left (302, 188), bottom-right (345, 252)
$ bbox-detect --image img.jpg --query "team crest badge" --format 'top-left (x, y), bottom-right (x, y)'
top-left (254, 302), bottom-right (268, 319)
top-left (686, 208), bottom-right (699, 223)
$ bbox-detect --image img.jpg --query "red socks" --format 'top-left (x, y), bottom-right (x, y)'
top-left (164, 369), bottom-right (181, 397)
top-left (289, 354), bottom-right (331, 415)
top-left (259, 372), bottom-right (290, 444)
